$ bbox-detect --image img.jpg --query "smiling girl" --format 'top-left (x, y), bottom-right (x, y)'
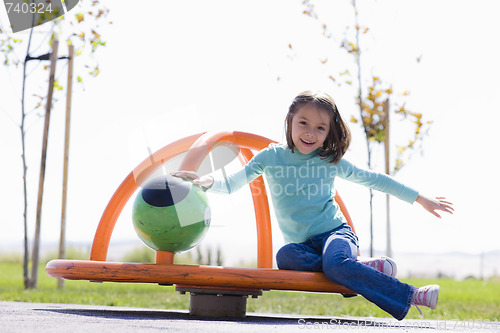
top-left (172, 90), bottom-right (453, 320)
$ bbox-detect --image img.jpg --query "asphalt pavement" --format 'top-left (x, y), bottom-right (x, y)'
top-left (1, 300), bottom-right (494, 332)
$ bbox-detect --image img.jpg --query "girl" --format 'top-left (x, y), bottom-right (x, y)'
top-left (172, 90), bottom-right (453, 320)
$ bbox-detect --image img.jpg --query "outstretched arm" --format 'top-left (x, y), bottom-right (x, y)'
top-left (416, 194), bottom-right (454, 218)
top-left (171, 171), bottom-right (214, 189)
top-left (172, 149), bottom-right (266, 194)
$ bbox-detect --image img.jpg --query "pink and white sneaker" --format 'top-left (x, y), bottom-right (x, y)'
top-left (412, 284), bottom-right (440, 316)
top-left (358, 256), bottom-right (398, 277)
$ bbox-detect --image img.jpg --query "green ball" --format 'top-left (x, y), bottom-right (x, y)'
top-left (132, 175), bottom-right (211, 253)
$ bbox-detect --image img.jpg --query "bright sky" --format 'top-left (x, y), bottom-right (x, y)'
top-left (1, 0), bottom-right (500, 267)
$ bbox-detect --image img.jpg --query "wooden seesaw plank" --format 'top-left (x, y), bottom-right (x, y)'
top-left (46, 259), bottom-right (355, 294)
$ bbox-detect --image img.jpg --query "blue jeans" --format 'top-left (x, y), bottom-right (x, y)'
top-left (276, 224), bottom-right (413, 320)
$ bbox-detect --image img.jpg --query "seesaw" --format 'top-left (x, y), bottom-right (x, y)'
top-left (46, 131), bottom-right (359, 318)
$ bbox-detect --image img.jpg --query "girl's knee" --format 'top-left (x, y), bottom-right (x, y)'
top-left (276, 243), bottom-right (322, 271)
top-left (276, 244), bottom-right (297, 270)
top-left (322, 251), bottom-right (349, 273)
top-left (322, 239), bottom-right (357, 282)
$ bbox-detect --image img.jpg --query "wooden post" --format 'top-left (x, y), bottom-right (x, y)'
top-left (30, 39), bottom-right (58, 289)
top-left (57, 45), bottom-right (74, 289)
top-left (383, 99), bottom-right (392, 258)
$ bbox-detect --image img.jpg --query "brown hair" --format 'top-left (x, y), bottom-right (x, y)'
top-left (284, 90), bottom-right (351, 164)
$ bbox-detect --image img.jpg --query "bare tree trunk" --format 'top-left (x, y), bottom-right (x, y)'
top-left (58, 45), bottom-right (74, 289)
top-left (383, 100), bottom-right (392, 258)
top-left (352, 0), bottom-right (375, 257)
top-left (20, 99), bottom-right (29, 289)
top-left (20, 14), bottom-right (35, 289)
top-left (29, 39), bottom-right (59, 289)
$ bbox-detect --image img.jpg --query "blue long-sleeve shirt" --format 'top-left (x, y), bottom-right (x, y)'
top-left (209, 143), bottom-right (419, 244)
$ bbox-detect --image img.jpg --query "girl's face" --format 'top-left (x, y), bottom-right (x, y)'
top-left (289, 104), bottom-right (331, 155)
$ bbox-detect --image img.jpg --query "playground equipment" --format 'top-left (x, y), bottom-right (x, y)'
top-left (46, 131), bottom-right (358, 318)
top-left (132, 174), bottom-right (211, 253)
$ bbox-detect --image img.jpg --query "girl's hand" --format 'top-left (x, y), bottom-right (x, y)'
top-left (416, 194), bottom-right (454, 218)
top-left (171, 171), bottom-right (214, 189)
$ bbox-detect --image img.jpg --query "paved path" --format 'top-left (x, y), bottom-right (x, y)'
top-left (0, 301), bottom-right (494, 332)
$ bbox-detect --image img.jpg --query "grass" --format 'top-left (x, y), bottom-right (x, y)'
top-left (1, 262), bottom-right (499, 320)
top-left (0, 262), bottom-right (189, 309)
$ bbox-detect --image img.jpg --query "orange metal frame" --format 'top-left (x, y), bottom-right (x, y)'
top-left (46, 131), bottom-right (357, 294)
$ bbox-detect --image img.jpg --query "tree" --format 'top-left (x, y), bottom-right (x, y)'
top-left (301, 0), bottom-right (432, 256)
top-left (0, 0), bottom-right (110, 289)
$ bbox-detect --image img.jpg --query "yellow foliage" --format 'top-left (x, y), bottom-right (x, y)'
top-left (396, 146), bottom-right (406, 154)
top-left (54, 80), bottom-right (63, 91)
top-left (75, 13), bottom-right (84, 23)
